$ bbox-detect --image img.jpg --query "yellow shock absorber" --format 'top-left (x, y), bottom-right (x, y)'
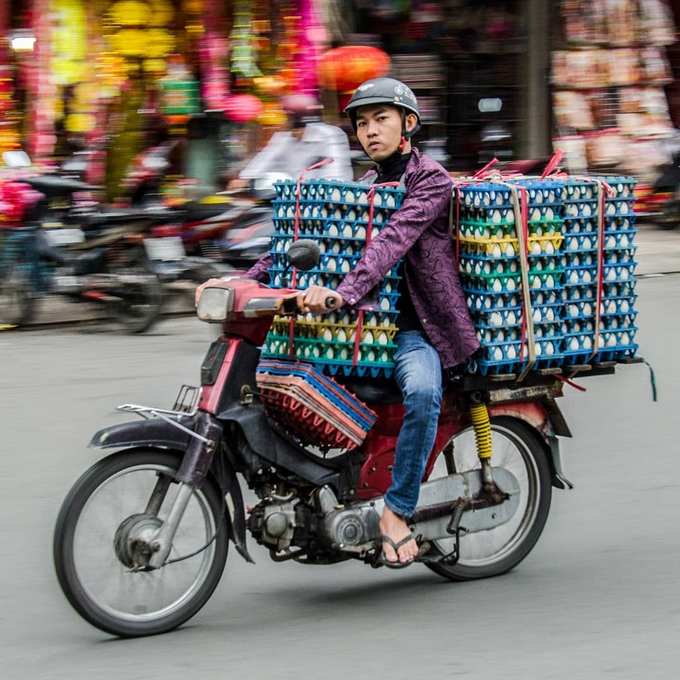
top-left (470, 403), bottom-right (493, 461)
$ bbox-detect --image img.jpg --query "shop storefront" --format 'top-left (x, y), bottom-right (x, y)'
top-left (551, 0), bottom-right (677, 180)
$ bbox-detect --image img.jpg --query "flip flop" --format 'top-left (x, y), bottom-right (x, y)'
top-left (378, 533), bottom-right (418, 569)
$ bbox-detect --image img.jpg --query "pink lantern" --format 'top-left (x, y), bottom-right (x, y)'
top-left (224, 94), bottom-right (263, 123)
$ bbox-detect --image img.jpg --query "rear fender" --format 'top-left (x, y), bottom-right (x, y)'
top-left (89, 418), bottom-right (254, 562)
top-left (489, 399), bottom-right (574, 490)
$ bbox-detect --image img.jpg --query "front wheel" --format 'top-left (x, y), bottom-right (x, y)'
top-left (53, 449), bottom-right (228, 637)
top-left (426, 417), bottom-right (552, 582)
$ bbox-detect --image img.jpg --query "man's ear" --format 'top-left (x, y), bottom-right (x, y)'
top-left (405, 113), bottom-right (418, 134)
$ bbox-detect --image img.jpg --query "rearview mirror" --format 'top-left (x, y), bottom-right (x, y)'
top-left (287, 239), bottom-right (320, 271)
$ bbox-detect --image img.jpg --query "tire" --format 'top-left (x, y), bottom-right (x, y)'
top-left (53, 449), bottom-right (229, 637)
top-left (426, 417), bottom-right (552, 582)
top-left (0, 259), bottom-right (36, 327)
top-left (655, 200), bottom-right (680, 230)
top-left (110, 252), bottom-right (163, 333)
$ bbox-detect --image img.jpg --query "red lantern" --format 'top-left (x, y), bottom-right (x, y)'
top-left (224, 94), bottom-right (264, 124)
top-left (318, 46), bottom-right (391, 93)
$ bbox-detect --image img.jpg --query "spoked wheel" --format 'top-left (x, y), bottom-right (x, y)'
top-left (109, 252), bottom-right (163, 334)
top-left (0, 259), bottom-right (36, 327)
top-left (426, 417), bottom-right (552, 582)
top-left (54, 449), bottom-right (228, 638)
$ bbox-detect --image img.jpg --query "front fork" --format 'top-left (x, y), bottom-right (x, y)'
top-left (147, 411), bottom-right (222, 569)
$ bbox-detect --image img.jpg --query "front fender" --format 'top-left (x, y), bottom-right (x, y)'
top-left (89, 417), bottom-right (254, 563)
top-left (89, 418), bottom-right (192, 451)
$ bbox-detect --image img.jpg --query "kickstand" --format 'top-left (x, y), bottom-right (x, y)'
top-left (439, 501), bottom-right (468, 566)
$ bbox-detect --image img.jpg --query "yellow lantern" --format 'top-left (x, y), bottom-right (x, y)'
top-left (109, 0), bottom-right (152, 26)
top-left (149, 0), bottom-right (174, 26)
top-left (147, 28), bottom-right (175, 58)
top-left (143, 58), bottom-right (167, 73)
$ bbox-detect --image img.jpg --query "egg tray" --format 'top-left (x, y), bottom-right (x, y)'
top-left (269, 318), bottom-right (399, 345)
top-left (457, 234), bottom-right (564, 258)
top-left (478, 319), bottom-right (562, 344)
top-left (459, 217), bottom-right (563, 240)
top-left (261, 348), bottom-right (397, 379)
top-left (272, 208), bottom-right (397, 231)
top-left (563, 234), bottom-right (600, 253)
top-left (564, 200), bottom-right (599, 219)
top-left (603, 199), bottom-right (635, 218)
top-left (472, 303), bottom-right (563, 329)
top-left (256, 359), bottom-right (376, 426)
top-left (255, 359), bottom-right (377, 450)
top-left (274, 178), bottom-right (405, 206)
top-left (460, 205), bottom-right (564, 227)
top-left (461, 268), bottom-right (564, 295)
top-left (599, 296), bottom-right (637, 316)
top-left (605, 217), bottom-right (636, 234)
top-left (563, 180), bottom-right (601, 201)
top-left (262, 342), bottom-right (396, 379)
top-left (596, 176), bottom-right (636, 199)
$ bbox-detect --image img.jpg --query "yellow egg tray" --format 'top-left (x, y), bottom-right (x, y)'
top-left (458, 234), bottom-right (564, 258)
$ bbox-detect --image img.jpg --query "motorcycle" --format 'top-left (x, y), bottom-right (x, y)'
top-left (53, 240), bottom-right (577, 638)
top-left (0, 174), bottom-right (169, 332)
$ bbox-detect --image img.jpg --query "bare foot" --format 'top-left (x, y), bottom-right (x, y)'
top-left (380, 507), bottom-right (419, 564)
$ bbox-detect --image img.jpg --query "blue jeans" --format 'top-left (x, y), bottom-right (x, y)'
top-left (384, 331), bottom-right (443, 518)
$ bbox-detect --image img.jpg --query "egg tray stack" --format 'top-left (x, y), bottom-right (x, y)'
top-left (261, 179), bottom-right (406, 379)
top-left (458, 180), bottom-right (566, 376)
top-left (560, 179), bottom-right (602, 365)
top-left (597, 176), bottom-right (638, 362)
top-left (255, 359), bottom-right (377, 451)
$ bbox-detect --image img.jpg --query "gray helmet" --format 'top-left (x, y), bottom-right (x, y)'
top-left (344, 77), bottom-right (421, 138)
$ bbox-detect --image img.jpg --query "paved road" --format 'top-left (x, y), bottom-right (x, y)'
top-left (0, 276), bottom-right (677, 680)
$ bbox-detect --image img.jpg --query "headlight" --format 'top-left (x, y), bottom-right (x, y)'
top-left (197, 287), bottom-right (234, 322)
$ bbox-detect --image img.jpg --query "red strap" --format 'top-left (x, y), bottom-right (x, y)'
top-left (556, 374), bottom-right (587, 392)
top-left (352, 310), bottom-right (364, 367)
top-left (473, 157), bottom-right (499, 180)
top-left (541, 149), bottom-right (565, 179)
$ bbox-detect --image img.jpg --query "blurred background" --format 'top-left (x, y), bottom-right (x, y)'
top-left (1, 0), bottom-right (680, 329)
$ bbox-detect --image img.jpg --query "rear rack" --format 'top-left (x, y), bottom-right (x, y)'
top-left (457, 356), bottom-right (645, 395)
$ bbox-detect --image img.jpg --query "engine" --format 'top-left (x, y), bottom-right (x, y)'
top-left (247, 486), bottom-right (381, 556)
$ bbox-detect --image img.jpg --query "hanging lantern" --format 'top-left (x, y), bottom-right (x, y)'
top-left (318, 46), bottom-right (390, 93)
top-left (224, 94), bottom-right (263, 123)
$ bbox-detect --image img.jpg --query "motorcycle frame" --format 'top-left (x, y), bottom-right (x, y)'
top-left (90, 278), bottom-right (573, 562)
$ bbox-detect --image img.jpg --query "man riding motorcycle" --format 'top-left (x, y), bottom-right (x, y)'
top-left (247, 77), bottom-right (479, 566)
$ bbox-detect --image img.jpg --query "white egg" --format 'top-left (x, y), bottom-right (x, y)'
top-left (380, 298), bottom-right (391, 311)
top-left (505, 243), bottom-right (516, 257)
top-left (488, 312), bottom-right (502, 327)
top-left (507, 311), bottom-right (517, 325)
top-left (493, 279), bottom-right (503, 292)
top-left (545, 342), bottom-right (555, 356)
top-left (507, 345), bottom-right (517, 359)
top-left (493, 347), bottom-right (504, 361)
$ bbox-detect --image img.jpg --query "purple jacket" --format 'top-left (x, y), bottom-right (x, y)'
top-left (246, 148), bottom-right (479, 369)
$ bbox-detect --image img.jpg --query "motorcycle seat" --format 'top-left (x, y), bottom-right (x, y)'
top-left (20, 175), bottom-right (101, 198)
top-left (341, 378), bottom-right (403, 405)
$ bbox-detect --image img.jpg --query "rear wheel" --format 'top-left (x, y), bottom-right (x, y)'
top-left (110, 250), bottom-right (163, 333)
top-left (425, 417), bottom-right (552, 582)
top-left (53, 449), bottom-right (228, 637)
